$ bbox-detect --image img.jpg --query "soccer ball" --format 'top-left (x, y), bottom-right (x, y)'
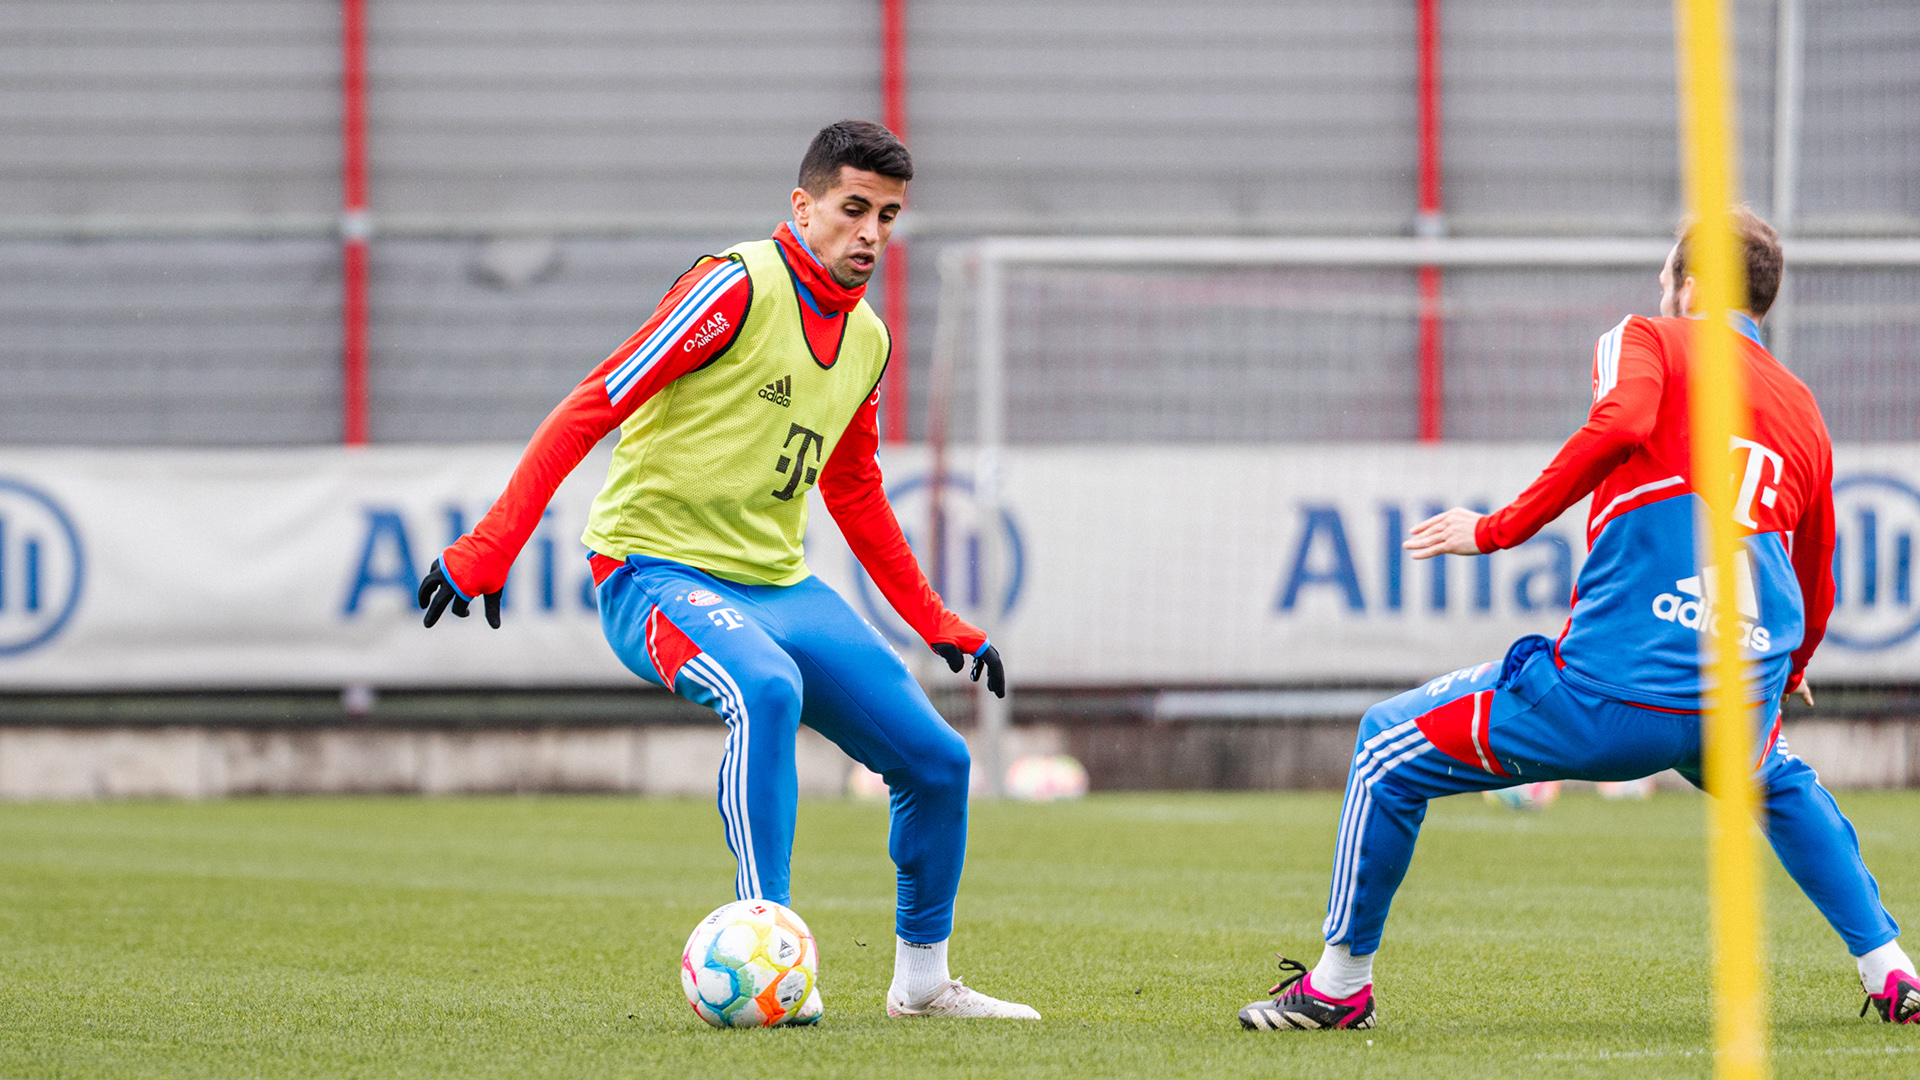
top-left (680, 899), bottom-right (818, 1028)
top-left (1484, 780), bottom-right (1561, 810)
top-left (1004, 754), bottom-right (1090, 802)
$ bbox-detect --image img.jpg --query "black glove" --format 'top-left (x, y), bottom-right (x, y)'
top-left (932, 641), bottom-right (1005, 699)
top-left (417, 558), bottom-right (502, 629)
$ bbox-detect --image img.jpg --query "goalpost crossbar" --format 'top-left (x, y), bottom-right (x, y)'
top-left (965, 235), bottom-right (1920, 269)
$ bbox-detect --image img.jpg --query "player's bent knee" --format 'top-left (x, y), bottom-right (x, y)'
top-left (730, 667), bottom-right (805, 728)
top-left (904, 727), bottom-right (971, 796)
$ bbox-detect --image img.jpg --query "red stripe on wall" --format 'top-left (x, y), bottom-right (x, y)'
top-left (880, 0), bottom-right (910, 444)
top-left (341, 0), bottom-right (370, 446)
top-left (1416, 0), bottom-right (1444, 442)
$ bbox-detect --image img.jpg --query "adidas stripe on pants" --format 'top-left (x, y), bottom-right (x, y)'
top-left (1323, 635), bottom-right (1900, 958)
top-left (597, 553), bottom-right (973, 944)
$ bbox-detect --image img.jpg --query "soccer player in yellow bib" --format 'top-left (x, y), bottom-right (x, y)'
top-left (417, 122), bottom-right (1038, 1023)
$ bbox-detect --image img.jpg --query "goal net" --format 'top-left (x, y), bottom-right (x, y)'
top-left (912, 235), bottom-right (1920, 790)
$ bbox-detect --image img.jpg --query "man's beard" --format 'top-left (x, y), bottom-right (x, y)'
top-left (832, 261), bottom-right (871, 289)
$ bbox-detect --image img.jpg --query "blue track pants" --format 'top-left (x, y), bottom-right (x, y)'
top-left (598, 554), bottom-right (971, 943)
top-left (1325, 635), bottom-right (1899, 957)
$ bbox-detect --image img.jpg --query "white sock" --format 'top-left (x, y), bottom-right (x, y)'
top-left (890, 936), bottom-right (951, 1005)
top-left (1310, 943), bottom-right (1374, 998)
top-left (1857, 940), bottom-right (1915, 994)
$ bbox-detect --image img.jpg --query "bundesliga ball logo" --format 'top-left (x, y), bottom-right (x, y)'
top-left (680, 900), bottom-right (818, 1028)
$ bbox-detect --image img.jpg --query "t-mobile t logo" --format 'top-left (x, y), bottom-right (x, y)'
top-left (771, 423), bottom-right (825, 501)
top-left (1730, 436), bottom-right (1785, 529)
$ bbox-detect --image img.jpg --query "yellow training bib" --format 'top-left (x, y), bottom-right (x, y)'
top-left (582, 239), bottom-right (890, 585)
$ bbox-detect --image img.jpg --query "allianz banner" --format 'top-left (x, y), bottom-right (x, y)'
top-left (0, 445), bottom-right (1915, 689)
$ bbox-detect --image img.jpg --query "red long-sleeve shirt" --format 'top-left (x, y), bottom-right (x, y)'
top-left (1474, 313), bottom-right (1835, 696)
top-left (438, 233), bottom-right (986, 655)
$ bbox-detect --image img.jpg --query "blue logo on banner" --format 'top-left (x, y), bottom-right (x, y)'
top-left (1275, 502), bottom-right (1574, 618)
top-left (848, 473), bottom-right (1025, 646)
top-left (1829, 473), bottom-right (1920, 651)
top-left (0, 478), bottom-right (86, 657)
top-left (340, 504), bottom-right (602, 619)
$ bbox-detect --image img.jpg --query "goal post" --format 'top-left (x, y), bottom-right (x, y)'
top-left (933, 232), bottom-right (1920, 458)
top-left (926, 233), bottom-right (1920, 798)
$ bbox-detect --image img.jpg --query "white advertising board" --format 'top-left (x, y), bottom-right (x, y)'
top-left (0, 446), bottom-right (629, 689)
top-left (0, 444), bottom-right (1914, 689)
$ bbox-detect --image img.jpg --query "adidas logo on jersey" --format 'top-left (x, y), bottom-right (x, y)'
top-left (1651, 555), bottom-right (1771, 651)
top-left (759, 375), bottom-right (792, 407)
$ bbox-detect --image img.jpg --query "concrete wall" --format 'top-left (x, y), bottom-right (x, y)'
top-left (0, 723), bottom-right (1067, 801)
top-left (1, 718), bottom-right (1910, 800)
top-left (1072, 718), bottom-right (1920, 792)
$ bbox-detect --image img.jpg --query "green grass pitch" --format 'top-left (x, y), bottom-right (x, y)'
top-left (2, 790), bottom-right (1916, 1079)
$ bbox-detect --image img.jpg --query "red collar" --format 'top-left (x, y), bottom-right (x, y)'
top-left (773, 222), bottom-right (865, 316)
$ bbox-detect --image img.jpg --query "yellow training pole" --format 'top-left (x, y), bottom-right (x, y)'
top-left (1674, 1), bottom-right (1767, 1077)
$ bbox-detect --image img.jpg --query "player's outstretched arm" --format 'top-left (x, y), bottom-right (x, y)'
top-left (1404, 507), bottom-right (1485, 560)
top-left (818, 387), bottom-right (1005, 697)
top-left (1472, 316), bottom-right (1668, 554)
top-left (423, 256), bottom-right (749, 629)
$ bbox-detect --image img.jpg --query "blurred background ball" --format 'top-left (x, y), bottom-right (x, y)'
top-left (1004, 754), bottom-right (1090, 802)
top-left (1484, 780), bottom-right (1561, 811)
top-left (680, 899), bottom-right (817, 1029)
top-left (846, 765), bottom-right (889, 800)
top-left (1596, 776), bottom-right (1658, 800)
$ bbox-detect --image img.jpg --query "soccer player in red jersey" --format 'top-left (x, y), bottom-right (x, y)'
top-left (417, 122), bottom-right (1037, 1022)
top-left (1240, 209), bottom-right (1917, 1031)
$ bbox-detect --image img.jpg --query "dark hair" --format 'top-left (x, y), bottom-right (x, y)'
top-left (1671, 206), bottom-right (1784, 319)
top-left (797, 120), bottom-right (913, 195)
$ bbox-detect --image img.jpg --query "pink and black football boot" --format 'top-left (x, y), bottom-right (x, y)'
top-left (1237, 955), bottom-right (1376, 1031)
top-left (1862, 970), bottom-right (1920, 1024)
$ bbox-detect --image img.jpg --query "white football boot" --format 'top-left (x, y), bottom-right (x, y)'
top-left (886, 977), bottom-right (1041, 1019)
top-left (783, 985), bottom-right (824, 1026)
